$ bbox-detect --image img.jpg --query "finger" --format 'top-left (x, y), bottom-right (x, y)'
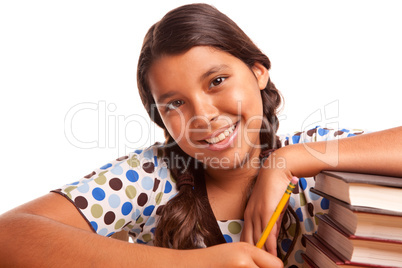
top-left (252, 247), bottom-right (283, 268)
top-left (241, 217), bottom-right (255, 244)
top-left (265, 230), bottom-right (278, 256)
top-left (254, 211), bottom-right (273, 247)
top-left (252, 215), bottom-right (263, 245)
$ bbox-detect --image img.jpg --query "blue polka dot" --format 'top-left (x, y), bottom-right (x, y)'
top-left (289, 196), bottom-right (296, 209)
top-left (143, 205), bottom-right (155, 216)
top-left (122, 202), bottom-right (133, 216)
top-left (295, 250), bottom-right (305, 264)
top-left (341, 128), bottom-right (350, 133)
top-left (134, 149), bottom-right (143, 154)
top-left (299, 177), bottom-right (307, 190)
top-left (126, 170), bottom-right (139, 182)
top-left (131, 209), bottom-right (141, 220)
top-left (304, 218), bottom-right (314, 232)
top-left (106, 232), bottom-right (115, 237)
top-left (98, 228), bottom-right (108, 236)
top-left (100, 163), bottom-right (112, 170)
top-left (281, 238), bottom-right (292, 252)
top-left (90, 221), bottom-right (98, 231)
top-left (111, 164), bottom-right (123, 175)
top-left (292, 135), bottom-right (300, 144)
top-left (321, 198), bottom-right (330, 210)
top-left (150, 227), bottom-right (156, 234)
top-left (145, 216), bottom-right (156, 226)
top-left (158, 167), bottom-right (168, 179)
top-left (296, 208), bottom-right (304, 222)
top-left (131, 228), bottom-right (141, 235)
top-left (69, 181), bottom-right (80, 185)
top-left (141, 176), bottom-right (154, 190)
top-left (318, 128), bottom-right (329, 136)
top-left (92, 187), bottom-right (106, 201)
top-left (347, 133), bottom-right (356, 137)
top-left (168, 192), bottom-right (178, 200)
top-left (108, 194), bottom-right (121, 208)
top-left (223, 234), bottom-right (233, 243)
top-left (137, 239), bottom-right (146, 244)
top-left (308, 189), bottom-right (321, 201)
top-left (164, 181), bottom-right (172, 193)
top-left (153, 156), bottom-right (158, 167)
top-left (144, 149), bottom-right (154, 159)
top-left (77, 183), bottom-right (90, 193)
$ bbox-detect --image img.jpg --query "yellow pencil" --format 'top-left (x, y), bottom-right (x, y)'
top-left (256, 176), bottom-right (299, 249)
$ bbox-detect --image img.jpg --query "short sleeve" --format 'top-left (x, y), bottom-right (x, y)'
top-left (279, 126), bottom-right (366, 146)
top-left (52, 144), bottom-right (178, 240)
top-left (276, 126), bottom-right (367, 266)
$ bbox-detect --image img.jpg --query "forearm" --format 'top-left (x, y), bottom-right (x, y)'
top-left (0, 212), bottom-right (182, 267)
top-left (275, 126), bottom-right (402, 178)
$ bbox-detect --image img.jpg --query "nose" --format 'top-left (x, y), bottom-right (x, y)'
top-left (189, 95), bottom-right (219, 129)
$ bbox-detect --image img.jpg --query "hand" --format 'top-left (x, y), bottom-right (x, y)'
top-left (195, 242), bottom-right (283, 268)
top-left (241, 163), bottom-right (292, 255)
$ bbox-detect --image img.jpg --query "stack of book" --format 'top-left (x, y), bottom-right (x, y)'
top-left (302, 171), bottom-right (402, 268)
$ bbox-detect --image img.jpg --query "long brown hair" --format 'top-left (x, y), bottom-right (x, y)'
top-left (137, 3), bottom-right (283, 249)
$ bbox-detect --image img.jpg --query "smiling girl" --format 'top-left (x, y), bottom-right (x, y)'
top-left (0, 3), bottom-right (401, 268)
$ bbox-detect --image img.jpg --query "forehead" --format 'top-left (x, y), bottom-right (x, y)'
top-left (147, 46), bottom-right (247, 97)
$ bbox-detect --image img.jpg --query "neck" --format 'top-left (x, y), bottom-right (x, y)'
top-left (203, 149), bottom-right (261, 220)
top-left (205, 146), bottom-right (261, 194)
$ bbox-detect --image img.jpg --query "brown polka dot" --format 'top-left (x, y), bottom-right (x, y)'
top-left (334, 130), bottom-right (344, 136)
top-left (307, 128), bottom-right (317, 136)
top-left (109, 178), bottom-right (123, 191)
top-left (137, 193), bottom-right (148, 206)
top-left (104, 211), bottom-right (116, 225)
top-left (142, 162), bottom-right (155, 173)
top-left (122, 221), bottom-right (132, 229)
top-left (140, 223), bottom-right (145, 232)
top-left (308, 203), bottom-right (315, 217)
top-left (293, 183), bottom-right (300, 194)
top-left (301, 235), bottom-right (307, 247)
top-left (153, 178), bottom-right (160, 192)
top-left (116, 155), bottom-right (129, 161)
top-left (84, 171), bottom-right (96, 179)
top-left (74, 196), bottom-right (88, 209)
top-left (156, 205), bottom-right (165, 216)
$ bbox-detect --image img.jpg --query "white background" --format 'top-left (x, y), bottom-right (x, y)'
top-left (1, 0), bottom-right (401, 214)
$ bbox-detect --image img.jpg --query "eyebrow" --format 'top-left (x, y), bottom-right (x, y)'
top-left (156, 91), bottom-right (179, 104)
top-left (156, 64), bottom-right (231, 104)
top-left (200, 64), bottom-right (230, 83)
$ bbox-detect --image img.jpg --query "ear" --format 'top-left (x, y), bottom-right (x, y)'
top-left (252, 62), bottom-right (269, 90)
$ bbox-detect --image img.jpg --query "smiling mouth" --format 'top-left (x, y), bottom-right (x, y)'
top-left (204, 122), bottom-right (238, 144)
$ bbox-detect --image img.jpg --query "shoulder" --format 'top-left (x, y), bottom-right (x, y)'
top-left (53, 142), bottom-right (178, 238)
top-left (279, 126), bottom-right (366, 146)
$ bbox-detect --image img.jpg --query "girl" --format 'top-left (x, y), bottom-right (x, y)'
top-left (0, 3), bottom-right (401, 267)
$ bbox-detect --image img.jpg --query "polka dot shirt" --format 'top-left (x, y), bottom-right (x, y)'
top-left (53, 126), bottom-right (365, 267)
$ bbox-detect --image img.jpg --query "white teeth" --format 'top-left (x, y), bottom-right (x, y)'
top-left (205, 124), bottom-right (236, 144)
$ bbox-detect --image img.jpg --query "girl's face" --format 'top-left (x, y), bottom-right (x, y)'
top-left (148, 46), bottom-right (269, 169)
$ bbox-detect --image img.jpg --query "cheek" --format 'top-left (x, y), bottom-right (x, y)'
top-left (163, 118), bottom-right (183, 141)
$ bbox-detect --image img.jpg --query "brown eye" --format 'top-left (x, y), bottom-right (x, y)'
top-left (166, 100), bottom-right (184, 111)
top-left (210, 77), bottom-right (226, 87)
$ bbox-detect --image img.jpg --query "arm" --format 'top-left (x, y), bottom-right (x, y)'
top-left (0, 192), bottom-right (283, 267)
top-left (242, 126), bottom-right (402, 254)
